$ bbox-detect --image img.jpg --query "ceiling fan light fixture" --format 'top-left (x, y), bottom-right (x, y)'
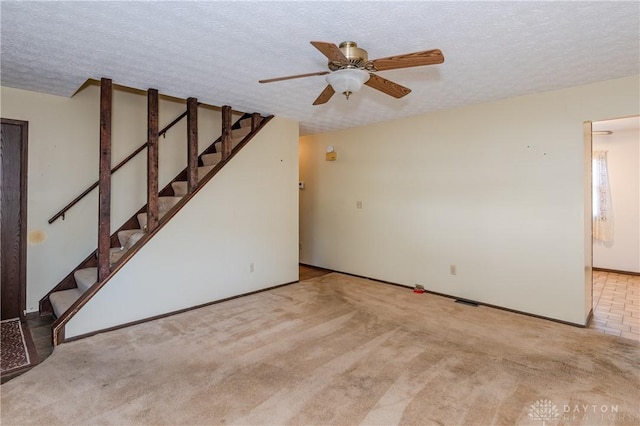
top-left (326, 69), bottom-right (370, 100)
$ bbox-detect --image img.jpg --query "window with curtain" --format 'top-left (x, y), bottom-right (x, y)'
top-left (592, 150), bottom-right (613, 242)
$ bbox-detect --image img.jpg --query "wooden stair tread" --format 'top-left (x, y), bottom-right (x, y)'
top-left (231, 126), bottom-right (251, 139)
top-left (74, 267), bottom-right (97, 293)
top-left (118, 229), bottom-right (145, 249)
top-left (201, 152), bottom-right (222, 166)
top-left (50, 289), bottom-right (83, 318)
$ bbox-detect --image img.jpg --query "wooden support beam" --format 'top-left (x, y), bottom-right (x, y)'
top-left (251, 113), bottom-right (261, 131)
top-left (221, 105), bottom-right (232, 160)
top-left (97, 78), bottom-right (112, 282)
top-left (147, 88), bottom-right (159, 232)
top-left (187, 97), bottom-right (198, 193)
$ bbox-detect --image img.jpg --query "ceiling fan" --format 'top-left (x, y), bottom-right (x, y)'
top-left (259, 41), bottom-right (444, 105)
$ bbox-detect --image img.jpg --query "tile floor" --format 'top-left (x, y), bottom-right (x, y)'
top-left (590, 270), bottom-right (639, 341)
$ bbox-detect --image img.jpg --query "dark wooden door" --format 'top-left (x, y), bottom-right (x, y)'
top-left (1, 119), bottom-right (28, 320)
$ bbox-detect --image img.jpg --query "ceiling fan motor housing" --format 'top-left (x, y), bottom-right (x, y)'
top-left (329, 41), bottom-right (369, 70)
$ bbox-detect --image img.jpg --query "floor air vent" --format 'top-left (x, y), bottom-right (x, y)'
top-left (455, 298), bottom-right (479, 307)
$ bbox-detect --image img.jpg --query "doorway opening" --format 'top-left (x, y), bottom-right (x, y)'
top-left (588, 116), bottom-right (639, 341)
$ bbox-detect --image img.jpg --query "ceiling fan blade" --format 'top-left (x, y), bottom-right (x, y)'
top-left (310, 41), bottom-right (349, 63)
top-left (365, 73), bottom-right (411, 98)
top-left (371, 49), bottom-right (444, 71)
top-left (313, 85), bottom-right (335, 105)
top-left (259, 71), bottom-right (329, 84)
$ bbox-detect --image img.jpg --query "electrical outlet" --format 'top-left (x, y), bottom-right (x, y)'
top-left (450, 265), bottom-right (457, 275)
top-left (250, 263), bottom-right (254, 273)
top-left (356, 201), bottom-right (363, 209)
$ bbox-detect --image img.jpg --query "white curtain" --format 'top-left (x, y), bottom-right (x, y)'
top-left (592, 150), bottom-right (613, 242)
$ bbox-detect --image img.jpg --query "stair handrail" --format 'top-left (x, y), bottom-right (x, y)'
top-left (48, 110), bottom-right (189, 224)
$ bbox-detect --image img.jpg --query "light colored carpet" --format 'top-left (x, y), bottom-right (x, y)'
top-left (1, 273), bottom-right (638, 425)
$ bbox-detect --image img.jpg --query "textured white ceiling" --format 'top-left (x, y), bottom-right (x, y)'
top-left (1, 1), bottom-right (639, 135)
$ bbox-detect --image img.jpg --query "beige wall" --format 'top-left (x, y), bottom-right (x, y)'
top-left (66, 116), bottom-right (299, 337)
top-left (1, 85), bottom-right (232, 311)
top-left (299, 75), bottom-right (640, 325)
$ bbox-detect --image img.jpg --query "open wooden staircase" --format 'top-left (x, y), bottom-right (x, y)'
top-left (40, 81), bottom-right (272, 344)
